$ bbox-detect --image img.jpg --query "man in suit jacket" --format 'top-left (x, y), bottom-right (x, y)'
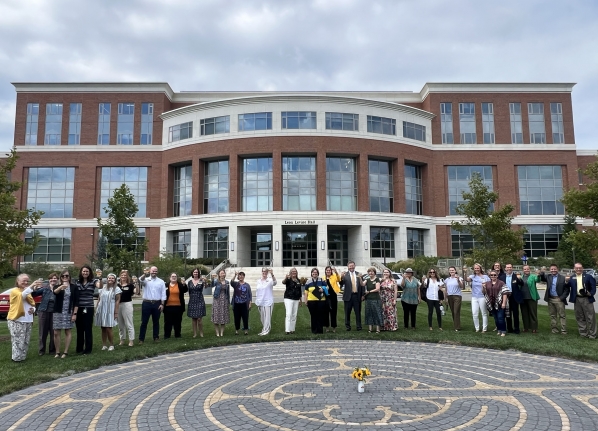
top-left (567, 263), bottom-right (597, 339)
top-left (539, 264), bottom-right (570, 334)
top-left (341, 260), bottom-right (364, 331)
top-left (498, 263), bottom-right (524, 334)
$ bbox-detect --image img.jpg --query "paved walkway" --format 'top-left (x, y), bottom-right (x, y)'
top-left (2, 341), bottom-right (598, 430)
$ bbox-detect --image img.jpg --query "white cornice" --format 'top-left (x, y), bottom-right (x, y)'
top-left (16, 145), bottom-right (162, 152)
top-left (11, 82), bottom-right (175, 100)
top-left (434, 144), bottom-right (576, 151)
top-left (576, 149), bottom-right (598, 156)
top-left (160, 94), bottom-right (434, 121)
top-left (419, 82), bottom-right (576, 101)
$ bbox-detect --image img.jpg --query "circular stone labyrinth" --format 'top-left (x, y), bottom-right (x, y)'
top-left (2, 341), bottom-right (598, 430)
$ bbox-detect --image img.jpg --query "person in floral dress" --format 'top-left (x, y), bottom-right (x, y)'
top-left (380, 269), bottom-right (398, 331)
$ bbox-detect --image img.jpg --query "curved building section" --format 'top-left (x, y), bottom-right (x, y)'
top-left (10, 82), bottom-right (584, 267)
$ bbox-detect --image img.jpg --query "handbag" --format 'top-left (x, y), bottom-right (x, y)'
top-left (420, 279), bottom-right (429, 301)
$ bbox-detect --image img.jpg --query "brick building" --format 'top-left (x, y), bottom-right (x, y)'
top-left (10, 82), bottom-right (591, 268)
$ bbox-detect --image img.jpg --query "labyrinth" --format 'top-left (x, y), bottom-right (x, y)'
top-left (1, 341), bottom-right (598, 430)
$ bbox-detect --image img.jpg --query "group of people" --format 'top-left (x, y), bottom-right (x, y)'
top-left (7, 260), bottom-right (597, 362)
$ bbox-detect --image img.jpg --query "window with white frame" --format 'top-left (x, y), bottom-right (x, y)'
top-left (459, 103), bottom-right (476, 144)
top-left (25, 103), bottom-right (39, 145)
top-left (405, 164), bottom-right (422, 215)
top-left (440, 103), bottom-right (453, 144)
top-left (518, 165), bottom-right (564, 215)
top-left (27, 167), bottom-right (75, 218)
top-left (25, 228), bottom-right (71, 262)
top-left (97, 103), bottom-right (111, 145)
top-left (172, 230), bottom-right (191, 257)
top-left (523, 225), bottom-right (563, 258)
top-left (173, 165), bottom-right (192, 217)
top-left (550, 102), bottom-right (564, 144)
top-left (407, 228), bottom-right (424, 258)
top-left (204, 160), bottom-right (229, 213)
top-left (241, 158), bottom-right (273, 211)
top-left (370, 227), bottom-right (395, 259)
top-left (282, 111), bottom-right (317, 129)
top-left (326, 157), bottom-right (357, 211)
top-left (68, 103), bottom-right (81, 145)
top-left (325, 112), bottom-right (358, 131)
top-left (528, 103), bottom-right (546, 144)
top-left (45, 103), bottom-right (63, 145)
top-left (201, 116), bottom-right (230, 135)
top-left (238, 112), bottom-right (272, 131)
top-left (367, 115), bottom-right (396, 135)
top-left (141, 103), bottom-right (153, 145)
top-left (369, 159), bottom-right (393, 212)
top-left (100, 167), bottom-right (148, 217)
top-left (169, 122), bottom-right (193, 142)
top-left (510, 103), bottom-right (523, 144)
top-left (402, 121), bottom-right (426, 142)
top-left (448, 166), bottom-right (493, 215)
top-left (117, 103), bottom-right (134, 144)
top-left (283, 156), bottom-right (316, 211)
top-left (481, 102), bottom-right (495, 144)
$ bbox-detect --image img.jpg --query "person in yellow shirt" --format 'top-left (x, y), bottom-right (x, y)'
top-left (324, 266), bottom-right (341, 332)
top-left (8, 274), bottom-right (40, 362)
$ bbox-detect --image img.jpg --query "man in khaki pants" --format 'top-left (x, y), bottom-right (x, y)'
top-left (539, 264), bottom-right (570, 334)
top-left (567, 263), bottom-right (597, 339)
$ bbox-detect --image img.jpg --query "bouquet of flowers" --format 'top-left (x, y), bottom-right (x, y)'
top-left (351, 366), bottom-right (371, 382)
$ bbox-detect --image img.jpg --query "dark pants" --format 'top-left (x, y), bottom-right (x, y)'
top-left (520, 299), bottom-right (538, 331)
top-left (139, 301), bottom-right (161, 341)
top-left (344, 293), bottom-right (362, 330)
top-left (327, 290), bottom-right (338, 328)
top-left (76, 306), bottom-right (94, 354)
top-left (427, 300), bottom-right (442, 328)
top-left (506, 296), bottom-right (521, 333)
top-left (308, 300), bottom-right (327, 334)
top-left (233, 302), bottom-right (249, 331)
top-left (402, 301), bottom-right (418, 328)
top-left (38, 310), bottom-right (56, 354)
top-left (164, 305), bottom-right (183, 338)
top-left (491, 308), bottom-right (507, 333)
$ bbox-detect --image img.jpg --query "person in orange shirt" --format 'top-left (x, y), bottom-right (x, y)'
top-left (164, 273), bottom-right (188, 339)
top-left (8, 274), bottom-right (40, 362)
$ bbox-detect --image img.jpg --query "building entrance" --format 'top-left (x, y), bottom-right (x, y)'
top-left (251, 230), bottom-right (272, 267)
top-left (283, 228), bottom-right (317, 267)
top-left (328, 229), bottom-right (348, 266)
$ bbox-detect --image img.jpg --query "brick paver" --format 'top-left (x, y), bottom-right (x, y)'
top-left (1, 341), bottom-right (598, 430)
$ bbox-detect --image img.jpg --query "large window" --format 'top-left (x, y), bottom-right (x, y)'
top-left (169, 122), bottom-right (193, 142)
top-left (518, 165), bottom-right (564, 215)
top-left (448, 166), bottom-right (493, 215)
top-left (203, 228), bottom-right (228, 259)
top-left (325, 112), bottom-right (358, 131)
top-left (105, 229), bottom-right (146, 260)
top-left (97, 103), bottom-right (111, 145)
top-left (326, 157), bottom-right (357, 211)
top-left (25, 103), bottom-right (39, 145)
top-left (172, 230), bottom-right (191, 257)
top-left (551, 103), bottom-right (564, 144)
top-left (238, 112), bottom-right (272, 131)
top-left (369, 160), bottom-right (393, 212)
top-left (44, 103), bottom-right (63, 145)
top-left (403, 121), bottom-right (426, 142)
top-left (523, 225), bottom-right (563, 258)
top-left (509, 102), bottom-right (523, 144)
top-left (242, 158), bottom-right (273, 211)
top-left (370, 227), bottom-right (395, 259)
top-left (440, 102), bottom-right (453, 144)
top-left (141, 103), bottom-right (153, 145)
top-left (282, 111), bottom-right (317, 129)
top-left (283, 156), bottom-right (316, 211)
top-left (406, 228), bottom-right (424, 258)
top-left (24, 228), bottom-right (71, 262)
top-left (481, 102), bottom-right (495, 144)
top-left (528, 103), bottom-right (546, 144)
top-left (117, 103), bottom-right (134, 145)
top-left (68, 103), bottom-right (81, 145)
top-left (100, 167), bottom-right (148, 217)
top-left (367, 115), bottom-right (396, 135)
top-left (204, 160), bottom-right (229, 214)
top-left (459, 103), bottom-right (476, 144)
top-left (27, 167), bottom-right (75, 218)
top-left (201, 116), bottom-right (230, 135)
top-left (405, 164), bottom-right (422, 215)
top-left (173, 165), bottom-right (192, 217)
top-left (451, 228), bottom-right (478, 258)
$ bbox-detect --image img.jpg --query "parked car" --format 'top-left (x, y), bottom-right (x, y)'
top-left (0, 288), bottom-right (43, 319)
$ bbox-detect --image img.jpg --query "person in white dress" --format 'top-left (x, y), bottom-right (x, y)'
top-left (94, 273), bottom-right (122, 351)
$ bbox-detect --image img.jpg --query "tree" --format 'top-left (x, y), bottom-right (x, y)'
top-left (552, 214), bottom-right (594, 268)
top-left (0, 148), bottom-right (43, 283)
top-left (561, 158), bottom-right (598, 265)
top-left (451, 173), bottom-right (525, 271)
top-left (97, 184), bottom-right (147, 274)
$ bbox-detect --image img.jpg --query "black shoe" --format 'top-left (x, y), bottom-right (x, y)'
top-left (356, 328), bottom-right (362, 331)
top-left (346, 328), bottom-right (351, 331)
top-left (514, 330), bottom-right (520, 334)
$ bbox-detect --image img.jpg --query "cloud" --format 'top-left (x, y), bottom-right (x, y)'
top-left (0, 0), bottom-right (596, 150)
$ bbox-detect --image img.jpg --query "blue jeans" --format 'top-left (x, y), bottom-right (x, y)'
top-left (491, 308), bottom-right (507, 334)
top-left (139, 301), bottom-right (161, 341)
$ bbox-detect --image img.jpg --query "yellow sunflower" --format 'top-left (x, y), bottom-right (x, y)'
top-left (356, 370), bottom-right (363, 380)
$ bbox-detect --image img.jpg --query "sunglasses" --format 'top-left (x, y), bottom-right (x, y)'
top-left (429, 271), bottom-right (436, 274)
top-left (61, 275), bottom-right (70, 278)
top-left (490, 274), bottom-right (497, 277)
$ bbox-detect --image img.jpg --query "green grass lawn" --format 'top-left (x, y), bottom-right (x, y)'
top-left (0, 301), bottom-right (596, 397)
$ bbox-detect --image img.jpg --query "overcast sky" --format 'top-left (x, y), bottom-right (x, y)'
top-left (1, 0), bottom-right (596, 153)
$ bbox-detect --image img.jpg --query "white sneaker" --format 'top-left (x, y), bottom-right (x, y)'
top-left (108, 346), bottom-right (114, 351)
top-left (101, 346), bottom-right (108, 351)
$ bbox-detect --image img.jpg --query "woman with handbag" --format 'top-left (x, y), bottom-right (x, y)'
top-left (422, 269), bottom-right (445, 331)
